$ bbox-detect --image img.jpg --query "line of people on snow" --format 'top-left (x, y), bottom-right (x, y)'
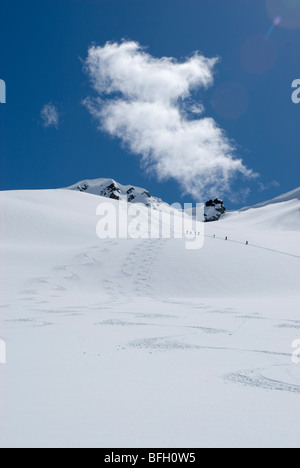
top-left (212, 234), bottom-right (248, 245)
top-left (186, 231), bottom-right (249, 245)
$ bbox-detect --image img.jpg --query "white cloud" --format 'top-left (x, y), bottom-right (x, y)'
top-left (41, 103), bottom-right (60, 129)
top-left (258, 180), bottom-right (280, 192)
top-left (84, 40), bottom-right (256, 199)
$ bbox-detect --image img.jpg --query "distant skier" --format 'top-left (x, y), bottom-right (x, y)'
top-left (213, 234), bottom-right (216, 238)
top-left (225, 236), bottom-right (228, 241)
top-left (246, 241), bottom-right (249, 245)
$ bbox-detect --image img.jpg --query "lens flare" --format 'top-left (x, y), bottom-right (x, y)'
top-left (267, 0), bottom-right (300, 30)
top-left (274, 15), bottom-right (282, 25)
top-left (266, 15), bottom-right (283, 38)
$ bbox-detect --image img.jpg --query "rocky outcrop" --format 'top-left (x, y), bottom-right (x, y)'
top-left (204, 199), bottom-right (226, 222)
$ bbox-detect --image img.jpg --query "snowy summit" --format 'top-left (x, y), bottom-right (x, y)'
top-left (67, 178), bottom-right (165, 209)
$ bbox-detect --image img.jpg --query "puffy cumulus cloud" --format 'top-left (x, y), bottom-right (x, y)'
top-left (41, 103), bottom-right (60, 129)
top-left (84, 40), bottom-right (256, 200)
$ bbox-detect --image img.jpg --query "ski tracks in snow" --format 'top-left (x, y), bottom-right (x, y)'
top-left (119, 238), bottom-right (167, 296)
top-left (225, 368), bottom-right (300, 395)
top-left (9, 237), bottom-right (300, 399)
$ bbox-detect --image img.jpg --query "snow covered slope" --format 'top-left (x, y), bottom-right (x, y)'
top-left (229, 187), bottom-right (300, 231)
top-left (0, 188), bottom-right (299, 298)
top-left (241, 187), bottom-right (300, 210)
top-left (0, 186), bottom-right (300, 448)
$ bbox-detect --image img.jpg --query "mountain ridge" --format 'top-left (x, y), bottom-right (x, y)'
top-left (241, 187), bottom-right (300, 211)
top-left (67, 177), bottom-right (227, 222)
top-left (67, 178), bottom-right (165, 209)
top-left (67, 178), bottom-right (300, 222)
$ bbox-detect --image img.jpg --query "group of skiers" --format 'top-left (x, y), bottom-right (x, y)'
top-left (213, 234), bottom-right (248, 245)
top-left (185, 232), bottom-right (249, 245)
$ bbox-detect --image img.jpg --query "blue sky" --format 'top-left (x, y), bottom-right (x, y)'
top-left (0, 0), bottom-right (299, 208)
